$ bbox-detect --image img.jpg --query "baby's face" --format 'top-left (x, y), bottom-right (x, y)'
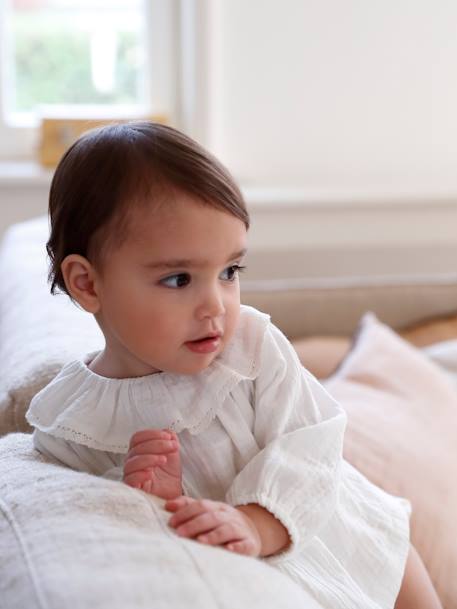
top-left (92, 193), bottom-right (247, 377)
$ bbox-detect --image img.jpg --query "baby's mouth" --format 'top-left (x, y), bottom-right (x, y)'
top-left (185, 333), bottom-right (222, 354)
top-left (191, 332), bottom-right (222, 342)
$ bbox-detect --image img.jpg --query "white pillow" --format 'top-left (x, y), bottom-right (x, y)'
top-left (423, 338), bottom-right (457, 389)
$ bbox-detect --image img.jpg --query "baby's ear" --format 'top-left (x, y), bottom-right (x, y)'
top-left (61, 254), bottom-right (100, 313)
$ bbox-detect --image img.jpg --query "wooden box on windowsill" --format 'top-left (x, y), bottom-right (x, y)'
top-left (38, 114), bottom-right (168, 168)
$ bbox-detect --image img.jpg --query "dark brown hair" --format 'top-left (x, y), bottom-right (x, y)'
top-left (47, 121), bottom-right (249, 296)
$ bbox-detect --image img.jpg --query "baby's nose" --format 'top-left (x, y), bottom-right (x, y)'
top-left (195, 286), bottom-right (226, 319)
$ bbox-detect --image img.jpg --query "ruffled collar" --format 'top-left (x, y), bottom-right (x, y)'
top-left (26, 306), bottom-right (270, 453)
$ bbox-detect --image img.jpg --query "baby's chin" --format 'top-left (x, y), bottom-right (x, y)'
top-left (158, 352), bottom-right (221, 376)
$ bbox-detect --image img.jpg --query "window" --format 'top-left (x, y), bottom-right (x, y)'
top-left (0, 0), bottom-right (179, 159)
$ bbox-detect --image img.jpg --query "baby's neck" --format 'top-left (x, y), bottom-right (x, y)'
top-left (88, 350), bottom-right (161, 379)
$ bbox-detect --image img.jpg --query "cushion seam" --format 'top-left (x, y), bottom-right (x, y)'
top-left (0, 497), bottom-right (48, 609)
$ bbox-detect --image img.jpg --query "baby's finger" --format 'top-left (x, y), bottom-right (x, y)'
top-left (123, 470), bottom-right (153, 488)
top-left (197, 523), bottom-right (240, 546)
top-left (141, 479), bottom-right (153, 494)
top-left (124, 454), bottom-right (167, 475)
top-left (127, 438), bottom-right (179, 458)
top-left (164, 495), bottom-right (194, 513)
top-left (225, 540), bottom-right (253, 555)
top-left (129, 429), bottom-right (172, 449)
top-left (168, 499), bottom-right (217, 528)
top-left (174, 511), bottom-right (222, 539)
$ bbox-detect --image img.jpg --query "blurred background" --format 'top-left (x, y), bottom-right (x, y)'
top-left (2, 0), bottom-right (457, 281)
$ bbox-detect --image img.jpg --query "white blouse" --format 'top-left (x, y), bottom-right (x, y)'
top-left (26, 305), bottom-right (410, 609)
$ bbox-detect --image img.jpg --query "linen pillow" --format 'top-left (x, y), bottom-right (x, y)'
top-left (0, 433), bottom-right (320, 609)
top-left (324, 313), bottom-right (457, 609)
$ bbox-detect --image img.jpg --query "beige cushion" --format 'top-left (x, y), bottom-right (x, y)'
top-left (0, 433), bottom-right (319, 609)
top-left (291, 336), bottom-right (351, 379)
top-left (324, 313), bottom-right (457, 609)
top-left (242, 278), bottom-right (457, 339)
top-left (401, 312), bottom-right (457, 347)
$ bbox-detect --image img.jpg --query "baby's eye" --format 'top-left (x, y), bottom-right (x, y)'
top-left (160, 273), bottom-right (191, 288)
top-left (219, 264), bottom-right (246, 282)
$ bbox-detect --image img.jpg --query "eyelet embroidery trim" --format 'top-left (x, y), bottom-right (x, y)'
top-left (30, 416), bottom-right (128, 452)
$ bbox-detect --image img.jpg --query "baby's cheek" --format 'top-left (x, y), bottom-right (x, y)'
top-left (224, 307), bottom-right (241, 345)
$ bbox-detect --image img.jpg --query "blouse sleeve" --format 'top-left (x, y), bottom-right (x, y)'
top-left (33, 429), bottom-right (123, 481)
top-left (225, 322), bottom-right (347, 560)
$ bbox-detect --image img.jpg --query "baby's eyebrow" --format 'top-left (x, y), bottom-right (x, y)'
top-left (144, 248), bottom-right (247, 270)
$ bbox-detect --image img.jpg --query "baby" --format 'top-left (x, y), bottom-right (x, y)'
top-left (26, 122), bottom-right (441, 609)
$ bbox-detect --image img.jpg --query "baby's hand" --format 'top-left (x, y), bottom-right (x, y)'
top-left (123, 429), bottom-right (182, 500)
top-left (165, 496), bottom-right (261, 557)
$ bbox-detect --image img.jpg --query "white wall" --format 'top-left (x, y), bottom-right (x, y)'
top-left (205, 0), bottom-right (457, 191)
